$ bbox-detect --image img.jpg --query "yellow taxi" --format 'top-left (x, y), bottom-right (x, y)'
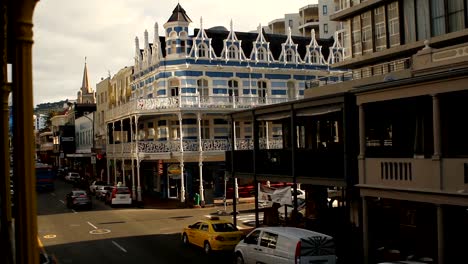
top-left (181, 216), bottom-right (245, 254)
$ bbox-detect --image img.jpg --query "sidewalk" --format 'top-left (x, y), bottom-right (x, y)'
top-left (139, 196), bottom-right (255, 210)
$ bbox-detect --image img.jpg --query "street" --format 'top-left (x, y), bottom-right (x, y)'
top-left (37, 180), bottom-right (255, 264)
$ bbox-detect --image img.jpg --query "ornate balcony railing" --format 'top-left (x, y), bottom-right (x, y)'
top-left (106, 95), bottom-right (292, 120)
top-left (235, 138), bottom-right (283, 150)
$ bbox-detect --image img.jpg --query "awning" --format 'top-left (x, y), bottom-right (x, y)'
top-left (256, 112), bottom-right (291, 121)
top-left (296, 105), bottom-right (342, 117)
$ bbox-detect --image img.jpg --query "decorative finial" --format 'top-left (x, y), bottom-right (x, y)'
top-left (85, 56), bottom-right (87, 64)
top-left (200, 17), bottom-right (203, 30)
top-left (230, 19), bottom-right (233, 32)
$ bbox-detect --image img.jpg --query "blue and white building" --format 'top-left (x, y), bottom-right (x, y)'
top-left (105, 4), bottom-right (345, 204)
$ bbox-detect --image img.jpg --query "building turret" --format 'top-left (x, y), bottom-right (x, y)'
top-left (163, 3), bottom-right (192, 58)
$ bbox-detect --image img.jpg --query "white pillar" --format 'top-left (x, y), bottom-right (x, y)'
top-left (197, 113), bottom-right (204, 205)
top-left (130, 117), bottom-right (135, 199)
top-left (121, 119), bottom-right (125, 186)
top-left (137, 159), bottom-right (142, 202)
top-left (179, 113), bottom-right (185, 203)
top-left (112, 122), bottom-right (117, 185)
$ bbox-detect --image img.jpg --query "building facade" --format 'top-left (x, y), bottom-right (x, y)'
top-left (325, 1), bottom-right (468, 263)
top-left (104, 4), bottom-right (345, 204)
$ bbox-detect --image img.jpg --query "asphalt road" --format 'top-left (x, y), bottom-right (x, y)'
top-left (37, 180), bottom-right (255, 264)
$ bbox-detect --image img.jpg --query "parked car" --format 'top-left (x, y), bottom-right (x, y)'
top-left (64, 172), bottom-right (81, 183)
top-left (181, 216), bottom-right (244, 254)
top-left (89, 180), bottom-right (106, 194)
top-left (65, 189), bottom-right (92, 210)
top-left (234, 226), bottom-right (337, 264)
top-left (105, 186), bottom-right (132, 207)
top-left (95, 185), bottom-right (113, 201)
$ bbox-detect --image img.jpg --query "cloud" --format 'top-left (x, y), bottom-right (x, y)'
top-left (32, 0), bottom-right (316, 106)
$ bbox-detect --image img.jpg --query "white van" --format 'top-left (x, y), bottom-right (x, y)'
top-left (234, 226), bottom-right (337, 264)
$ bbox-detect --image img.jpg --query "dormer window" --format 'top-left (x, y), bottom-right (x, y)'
top-left (198, 43), bottom-right (207, 58)
top-left (333, 52), bottom-right (341, 63)
top-left (311, 51), bottom-right (319, 64)
top-left (286, 49), bottom-right (294, 62)
top-left (258, 48), bottom-right (266, 61)
top-left (228, 45), bottom-right (238, 59)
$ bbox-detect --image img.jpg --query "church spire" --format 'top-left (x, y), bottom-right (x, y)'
top-left (81, 57), bottom-right (90, 93)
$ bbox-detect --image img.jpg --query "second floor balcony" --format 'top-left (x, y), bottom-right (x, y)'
top-left (106, 95), bottom-right (291, 121)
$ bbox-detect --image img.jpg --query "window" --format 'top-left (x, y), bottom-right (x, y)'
top-left (228, 45), bottom-right (237, 59)
top-left (201, 224), bottom-right (209, 231)
top-left (333, 52), bottom-right (341, 63)
top-left (198, 43), bottom-right (207, 58)
top-left (228, 79), bottom-right (239, 103)
top-left (286, 49), bottom-right (294, 62)
top-left (190, 222), bottom-right (201, 229)
top-left (197, 78), bottom-right (209, 101)
top-left (323, 5), bottom-right (328, 15)
top-left (258, 47), bottom-right (266, 61)
top-left (169, 79), bottom-right (179, 97)
top-left (448, 0), bottom-right (465, 33)
top-left (287, 81), bottom-right (296, 100)
top-left (351, 16), bottom-right (362, 56)
top-left (324, 23), bottom-right (329, 34)
top-left (201, 120), bottom-right (210, 139)
top-left (361, 11), bottom-right (372, 53)
top-left (387, 2), bottom-right (400, 47)
top-left (257, 81), bottom-right (267, 102)
top-left (430, 0), bottom-right (446, 36)
top-left (244, 230), bottom-right (261, 245)
top-left (374, 6), bottom-right (387, 51)
top-left (416, 0), bottom-right (430, 40)
top-left (311, 51), bottom-right (319, 64)
top-left (260, 232), bottom-right (278, 249)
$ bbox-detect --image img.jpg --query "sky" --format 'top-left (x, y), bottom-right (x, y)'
top-left (33, 0), bottom-right (317, 107)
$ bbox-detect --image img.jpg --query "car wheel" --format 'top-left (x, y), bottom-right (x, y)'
top-left (203, 241), bottom-right (211, 255)
top-left (235, 253), bottom-right (244, 264)
top-left (182, 233), bottom-right (189, 245)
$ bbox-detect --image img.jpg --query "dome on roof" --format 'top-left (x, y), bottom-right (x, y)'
top-left (208, 26), bottom-right (228, 31)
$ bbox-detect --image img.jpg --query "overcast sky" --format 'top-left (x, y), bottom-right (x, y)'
top-left (33, 0), bottom-right (317, 107)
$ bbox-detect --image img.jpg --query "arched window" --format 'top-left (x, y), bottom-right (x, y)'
top-left (228, 79), bottom-right (239, 103)
top-left (198, 43), bottom-right (207, 58)
top-left (197, 78), bottom-right (209, 101)
top-left (170, 40), bottom-right (177, 54)
top-left (168, 78), bottom-right (179, 97)
top-left (228, 45), bottom-right (238, 59)
top-left (258, 47), bottom-right (266, 61)
top-left (257, 80), bottom-right (267, 103)
top-left (286, 49), bottom-right (294, 62)
top-left (311, 51), bottom-right (319, 64)
top-left (287, 81), bottom-right (296, 100)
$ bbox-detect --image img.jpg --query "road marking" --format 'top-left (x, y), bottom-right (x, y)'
top-left (72, 209), bottom-right (77, 213)
top-left (90, 229), bottom-right (111, 235)
top-left (50, 193), bottom-right (56, 197)
top-left (112, 241), bottom-right (127, 253)
top-left (43, 234), bottom-right (57, 239)
top-left (59, 200), bottom-right (65, 204)
top-left (87, 221), bottom-right (98, 229)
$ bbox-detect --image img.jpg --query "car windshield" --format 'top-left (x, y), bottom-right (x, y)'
top-left (211, 223), bottom-right (238, 232)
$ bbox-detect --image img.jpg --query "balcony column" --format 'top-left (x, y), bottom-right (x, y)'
top-left (358, 104), bottom-right (366, 184)
top-left (265, 121), bottom-right (270, 149)
top-left (178, 113), bottom-right (186, 203)
top-left (137, 158), bottom-right (142, 202)
top-left (130, 116), bottom-right (136, 200)
top-left (121, 119), bottom-right (125, 186)
top-left (437, 204), bottom-right (445, 264)
top-left (113, 122), bottom-right (117, 184)
top-left (362, 196), bottom-right (369, 264)
top-left (432, 94), bottom-right (441, 159)
top-left (106, 124), bottom-right (110, 184)
top-left (197, 113), bottom-right (204, 206)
